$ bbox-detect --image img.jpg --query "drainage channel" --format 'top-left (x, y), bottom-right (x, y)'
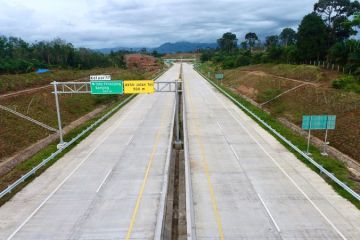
top-left (163, 71), bottom-right (187, 239)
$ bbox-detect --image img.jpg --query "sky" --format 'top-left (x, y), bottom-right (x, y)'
top-left (0, 0), bottom-right (318, 49)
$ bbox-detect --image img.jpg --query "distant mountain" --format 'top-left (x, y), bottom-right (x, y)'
top-left (94, 41), bottom-right (218, 54)
top-left (154, 42), bottom-right (218, 53)
top-left (95, 47), bottom-right (142, 54)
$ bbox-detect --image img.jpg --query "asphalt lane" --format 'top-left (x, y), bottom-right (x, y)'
top-left (183, 63), bottom-right (360, 240)
top-left (0, 64), bottom-right (178, 240)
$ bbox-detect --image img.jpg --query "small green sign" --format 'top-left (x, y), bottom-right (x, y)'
top-left (302, 115), bottom-right (336, 130)
top-left (215, 73), bottom-right (224, 80)
top-left (91, 81), bottom-right (123, 94)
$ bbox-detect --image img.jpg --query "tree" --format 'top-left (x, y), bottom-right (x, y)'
top-left (151, 50), bottom-right (162, 58)
top-left (140, 48), bottom-right (147, 54)
top-left (279, 28), bottom-right (297, 46)
top-left (265, 35), bottom-right (279, 47)
top-left (240, 41), bottom-right (248, 50)
top-left (245, 32), bottom-right (258, 52)
top-left (200, 50), bottom-right (214, 62)
top-left (328, 41), bottom-right (349, 64)
top-left (297, 13), bottom-right (328, 60)
top-left (217, 32), bottom-right (238, 53)
top-left (283, 45), bottom-right (299, 63)
top-left (314, 0), bottom-right (360, 43)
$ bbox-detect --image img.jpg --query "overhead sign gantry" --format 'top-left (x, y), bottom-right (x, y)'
top-left (52, 74), bottom-right (182, 149)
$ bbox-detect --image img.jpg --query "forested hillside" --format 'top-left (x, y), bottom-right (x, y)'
top-left (0, 37), bottom-right (129, 74)
top-left (201, 0), bottom-right (360, 93)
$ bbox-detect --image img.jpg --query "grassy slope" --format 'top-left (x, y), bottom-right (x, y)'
top-left (0, 68), bottom-right (143, 160)
top-left (203, 63), bottom-right (360, 162)
top-left (197, 64), bottom-right (360, 209)
top-left (0, 68), bottom-right (141, 94)
top-left (238, 64), bottom-right (339, 84)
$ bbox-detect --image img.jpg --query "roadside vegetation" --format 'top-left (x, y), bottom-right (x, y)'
top-left (0, 37), bottom-right (164, 75)
top-left (200, 0), bottom-right (360, 94)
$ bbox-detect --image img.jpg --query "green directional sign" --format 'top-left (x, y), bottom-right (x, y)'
top-left (90, 81), bottom-right (123, 95)
top-left (302, 115), bottom-right (336, 130)
top-left (215, 73), bottom-right (224, 80)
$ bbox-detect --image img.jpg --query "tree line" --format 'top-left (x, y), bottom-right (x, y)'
top-left (0, 37), bottom-right (132, 74)
top-left (201, 0), bottom-right (360, 77)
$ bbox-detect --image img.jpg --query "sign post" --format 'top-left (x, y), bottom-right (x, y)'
top-left (306, 116), bottom-right (312, 155)
top-left (52, 82), bottom-right (65, 149)
top-left (323, 115), bottom-right (329, 155)
top-left (302, 115), bottom-right (336, 155)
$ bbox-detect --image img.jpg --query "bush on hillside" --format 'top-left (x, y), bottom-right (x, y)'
top-left (332, 75), bottom-right (360, 93)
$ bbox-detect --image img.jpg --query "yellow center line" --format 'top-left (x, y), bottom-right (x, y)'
top-left (184, 72), bottom-right (225, 240)
top-left (125, 96), bottom-right (170, 240)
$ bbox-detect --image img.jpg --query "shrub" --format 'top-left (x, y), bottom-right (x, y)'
top-left (332, 75), bottom-right (360, 93)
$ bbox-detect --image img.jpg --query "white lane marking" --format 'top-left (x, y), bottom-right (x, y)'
top-left (257, 193), bottom-right (281, 233)
top-left (96, 169), bottom-right (112, 193)
top-left (216, 121), bottom-right (223, 130)
top-left (229, 144), bottom-right (281, 233)
top-left (215, 97), bottom-right (282, 235)
top-left (6, 95), bottom-right (142, 240)
top-left (7, 132), bottom-right (112, 240)
top-left (207, 82), bottom-right (347, 240)
top-left (126, 135), bottom-right (135, 145)
top-left (229, 145), bottom-right (240, 160)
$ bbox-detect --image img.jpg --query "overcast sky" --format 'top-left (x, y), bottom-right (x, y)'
top-left (0, 0), bottom-right (318, 48)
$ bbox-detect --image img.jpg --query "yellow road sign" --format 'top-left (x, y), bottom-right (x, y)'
top-left (124, 80), bottom-right (155, 94)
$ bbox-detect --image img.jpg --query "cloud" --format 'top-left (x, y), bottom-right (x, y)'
top-left (0, 0), bottom-right (318, 48)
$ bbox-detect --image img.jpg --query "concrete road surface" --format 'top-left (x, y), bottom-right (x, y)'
top-left (183, 63), bottom-right (360, 240)
top-left (0, 65), bottom-right (178, 239)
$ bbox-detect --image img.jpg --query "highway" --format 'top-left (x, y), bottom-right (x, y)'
top-left (0, 65), bottom-right (178, 239)
top-left (1, 63), bottom-right (360, 240)
top-left (182, 63), bottom-right (360, 239)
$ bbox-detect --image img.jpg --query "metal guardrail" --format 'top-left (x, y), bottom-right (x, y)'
top-left (195, 67), bottom-right (360, 202)
top-left (0, 70), bottom-right (167, 199)
top-left (154, 93), bottom-right (176, 239)
top-left (182, 73), bottom-right (197, 239)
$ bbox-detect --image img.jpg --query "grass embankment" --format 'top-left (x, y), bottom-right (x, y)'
top-left (202, 63), bottom-right (360, 162)
top-left (0, 68), bottom-right (143, 160)
top-left (0, 67), bottom-right (144, 94)
top-left (238, 64), bottom-right (339, 84)
top-left (197, 64), bottom-right (360, 209)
